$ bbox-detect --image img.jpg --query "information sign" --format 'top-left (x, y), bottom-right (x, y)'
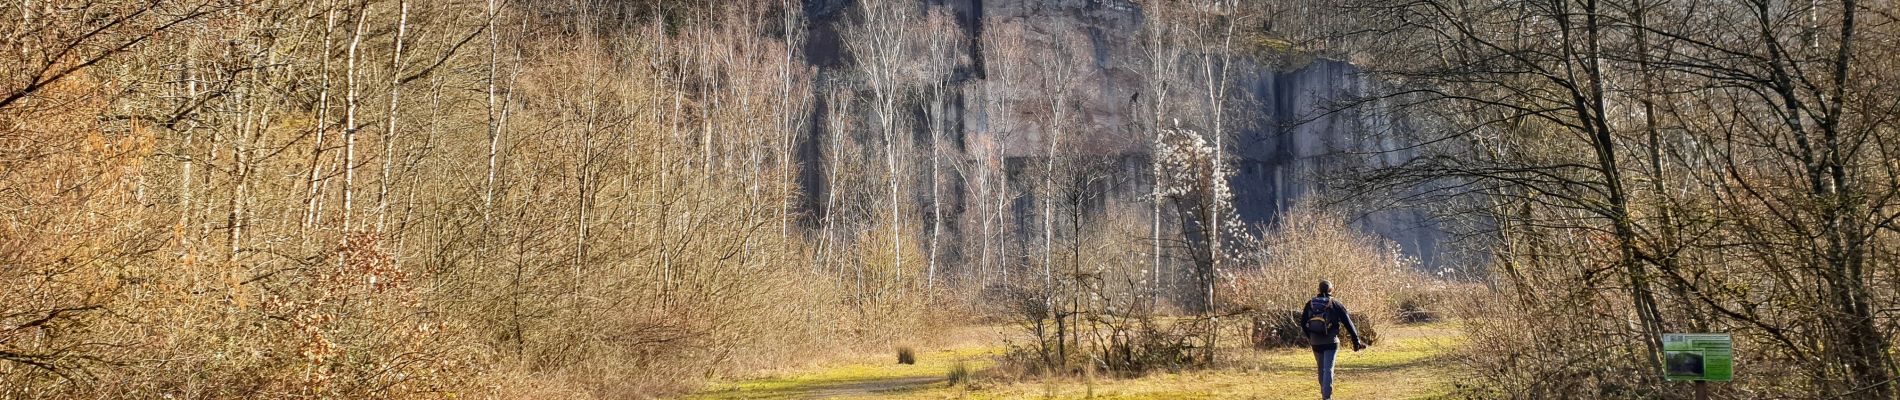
top-left (1663, 333), bottom-right (1733, 381)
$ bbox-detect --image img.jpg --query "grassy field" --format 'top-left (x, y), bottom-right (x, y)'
top-left (685, 322), bottom-right (1465, 400)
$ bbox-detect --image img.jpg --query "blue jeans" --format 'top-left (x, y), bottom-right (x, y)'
top-left (1314, 346), bottom-right (1338, 399)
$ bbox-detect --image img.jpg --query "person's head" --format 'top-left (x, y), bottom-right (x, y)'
top-left (1318, 280), bottom-right (1333, 296)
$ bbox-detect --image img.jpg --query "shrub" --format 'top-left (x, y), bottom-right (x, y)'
top-left (1397, 296), bottom-right (1441, 324)
top-left (1229, 205), bottom-right (1429, 331)
top-left (1098, 316), bottom-right (1202, 375)
top-left (1249, 310), bottom-right (1306, 349)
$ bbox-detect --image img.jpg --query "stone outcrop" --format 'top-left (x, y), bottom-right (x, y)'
top-left (796, 0), bottom-right (1445, 274)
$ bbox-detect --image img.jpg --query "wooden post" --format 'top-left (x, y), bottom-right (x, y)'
top-left (1694, 381), bottom-right (1709, 400)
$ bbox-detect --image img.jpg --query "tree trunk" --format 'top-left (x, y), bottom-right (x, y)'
top-left (303, 6), bottom-right (337, 231)
top-left (377, 0), bottom-right (408, 235)
top-left (343, 4), bottom-right (367, 233)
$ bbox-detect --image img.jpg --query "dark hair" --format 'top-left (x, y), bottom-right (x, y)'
top-left (1319, 280), bottom-right (1333, 295)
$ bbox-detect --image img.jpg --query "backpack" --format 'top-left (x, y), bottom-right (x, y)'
top-left (1303, 297), bottom-right (1335, 336)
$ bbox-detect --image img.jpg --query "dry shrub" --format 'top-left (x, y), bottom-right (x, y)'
top-left (3, 76), bottom-right (470, 398)
top-left (1097, 317), bottom-right (1202, 375)
top-left (1230, 205), bottom-right (1433, 344)
top-left (844, 227), bottom-right (940, 345)
top-left (1446, 284), bottom-right (1657, 398)
top-left (980, 206), bottom-right (1217, 380)
top-left (1249, 310), bottom-right (1307, 349)
top-left (1395, 291), bottom-right (1445, 323)
top-left (990, 290), bottom-right (1202, 379)
top-left (1, 76), bottom-right (164, 397)
top-left (256, 234), bottom-right (471, 397)
top-left (1439, 229), bottom-right (1674, 398)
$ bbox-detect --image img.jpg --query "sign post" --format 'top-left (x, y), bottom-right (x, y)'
top-left (1663, 333), bottom-right (1732, 400)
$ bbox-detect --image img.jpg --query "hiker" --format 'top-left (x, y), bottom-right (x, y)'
top-left (1303, 280), bottom-right (1366, 400)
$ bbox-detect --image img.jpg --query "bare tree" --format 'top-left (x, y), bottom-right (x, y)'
top-left (848, 0), bottom-right (916, 290)
top-left (918, 8), bottom-right (964, 293)
top-left (1133, 1), bottom-right (1189, 307)
top-left (376, 0), bottom-right (409, 235)
top-left (342, 4), bottom-right (367, 233)
top-left (980, 20), bottom-right (1031, 287)
top-left (1327, 0), bottom-right (1900, 394)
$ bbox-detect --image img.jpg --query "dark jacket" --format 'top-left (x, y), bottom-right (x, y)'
top-left (1302, 295), bottom-right (1361, 348)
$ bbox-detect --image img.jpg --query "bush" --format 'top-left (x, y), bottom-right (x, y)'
top-left (1250, 310), bottom-right (1306, 349)
top-left (1447, 286), bottom-right (1660, 398)
top-left (1098, 317), bottom-right (1203, 376)
top-left (1397, 296), bottom-right (1441, 323)
top-left (1229, 205), bottom-right (1430, 331)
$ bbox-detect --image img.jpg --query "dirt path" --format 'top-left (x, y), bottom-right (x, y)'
top-left (803, 376), bottom-right (945, 398)
top-left (685, 323), bottom-right (1464, 400)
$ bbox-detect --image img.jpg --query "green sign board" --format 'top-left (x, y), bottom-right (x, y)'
top-left (1663, 333), bottom-right (1733, 381)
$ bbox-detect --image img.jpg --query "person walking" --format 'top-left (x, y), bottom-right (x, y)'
top-left (1303, 280), bottom-right (1366, 400)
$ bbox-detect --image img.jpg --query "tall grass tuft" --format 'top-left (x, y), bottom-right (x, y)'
top-left (897, 346), bottom-right (917, 365)
top-left (947, 360), bottom-right (971, 385)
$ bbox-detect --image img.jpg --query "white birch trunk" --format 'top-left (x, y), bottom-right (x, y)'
top-left (377, 1), bottom-right (408, 235)
top-left (342, 5), bottom-right (367, 233)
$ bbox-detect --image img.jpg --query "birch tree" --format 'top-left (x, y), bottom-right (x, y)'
top-left (847, 0), bottom-right (916, 290)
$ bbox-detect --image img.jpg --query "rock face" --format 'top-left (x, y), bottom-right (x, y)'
top-left (798, 0), bottom-right (1445, 276)
top-left (1233, 60), bottom-right (1443, 268)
